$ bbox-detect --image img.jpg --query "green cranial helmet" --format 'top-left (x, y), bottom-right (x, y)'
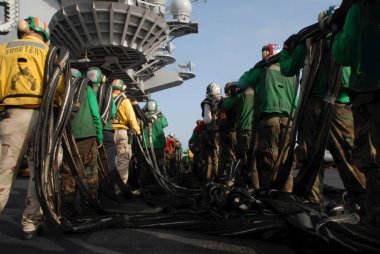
top-left (17, 16), bottom-right (50, 42)
top-left (86, 67), bottom-right (102, 84)
top-left (112, 79), bottom-right (125, 90)
top-left (145, 99), bottom-right (160, 112)
top-left (71, 68), bottom-right (82, 78)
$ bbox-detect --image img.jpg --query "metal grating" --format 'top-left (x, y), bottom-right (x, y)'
top-left (49, 1), bottom-right (169, 82)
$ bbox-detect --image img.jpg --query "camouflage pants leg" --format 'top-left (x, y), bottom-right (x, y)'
top-left (61, 137), bottom-right (99, 215)
top-left (352, 93), bottom-right (380, 228)
top-left (327, 103), bottom-right (366, 195)
top-left (205, 131), bottom-right (220, 182)
top-left (77, 138), bottom-right (99, 198)
top-left (236, 130), bottom-right (258, 187)
top-left (114, 129), bottom-right (131, 184)
top-left (218, 130), bottom-right (236, 178)
top-left (0, 109), bottom-right (43, 233)
top-left (300, 99), bottom-right (365, 207)
top-left (297, 99), bottom-right (325, 205)
top-left (256, 116), bottom-right (293, 192)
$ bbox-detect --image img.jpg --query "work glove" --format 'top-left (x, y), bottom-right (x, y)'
top-left (283, 34), bottom-right (297, 52)
top-left (150, 114), bottom-right (157, 121)
top-left (146, 114), bottom-right (157, 123)
top-left (319, 10), bottom-right (343, 35)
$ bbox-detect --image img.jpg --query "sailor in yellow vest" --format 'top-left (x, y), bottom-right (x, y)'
top-left (0, 17), bottom-right (65, 239)
top-left (112, 79), bottom-right (141, 186)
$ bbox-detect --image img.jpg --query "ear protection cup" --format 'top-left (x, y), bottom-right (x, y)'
top-left (101, 74), bottom-right (107, 83)
top-left (121, 84), bottom-right (127, 92)
top-left (17, 19), bottom-right (30, 38)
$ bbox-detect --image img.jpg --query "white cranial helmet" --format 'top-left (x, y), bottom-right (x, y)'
top-left (206, 82), bottom-right (221, 97)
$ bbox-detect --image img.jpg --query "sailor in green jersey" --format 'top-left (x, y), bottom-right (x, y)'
top-left (280, 7), bottom-right (366, 209)
top-left (217, 82), bottom-right (237, 182)
top-left (331, 0), bottom-right (380, 228)
top-left (141, 100), bottom-right (168, 185)
top-left (188, 120), bottom-right (205, 181)
top-left (86, 67), bottom-right (117, 187)
top-left (61, 68), bottom-right (103, 217)
top-left (174, 137), bottom-right (184, 172)
top-left (238, 44), bottom-right (296, 192)
top-left (221, 84), bottom-right (257, 188)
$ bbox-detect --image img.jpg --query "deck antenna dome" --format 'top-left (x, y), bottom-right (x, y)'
top-left (170, 0), bottom-right (192, 23)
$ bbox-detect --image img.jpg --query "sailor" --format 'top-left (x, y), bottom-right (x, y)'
top-left (0, 17), bottom-right (64, 239)
top-left (181, 149), bottom-right (192, 172)
top-left (220, 83), bottom-right (257, 189)
top-left (141, 100), bottom-right (168, 184)
top-left (238, 44), bottom-right (296, 192)
top-left (61, 69), bottom-right (103, 217)
top-left (165, 133), bottom-right (177, 177)
top-left (280, 6), bottom-right (366, 210)
top-left (188, 120), bottom-right (205, 181)
top-left (330, 0), bottom-right (380, 228)
top-left (86, 68), bottom-right (117, 186)
top-left (201, 82), bottom-right (222, 183)
top-left (174, 137), bottom-right (184, 172)
top-left (112, 79), bottom-right (141, 186)
top-left (217, 82), bottom-right (238, 182)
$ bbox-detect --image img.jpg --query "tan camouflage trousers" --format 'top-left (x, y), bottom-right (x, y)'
top-left (0, 109), bottom-right (42, 232)
top-left (297, 98), bottom-right (366, 207)
top-left (204, 130), bottom-right (220, 182)
top-left (114, 129), bottom-right (132, 184)
top-left (237, 130), bottom-right (259, 188)
top-left (256, 115), bottom-right (294, 192)
top-left (218, 130), bottom-right (236, 178)
top-left (351, 92), bottom-right (380, 228)
top-left (61, 137), bottom-right (99, 215)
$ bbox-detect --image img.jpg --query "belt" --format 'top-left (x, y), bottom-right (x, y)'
top-left (4, 105), bottom-right (40, 110)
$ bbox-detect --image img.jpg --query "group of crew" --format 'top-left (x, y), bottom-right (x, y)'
top-left (0, 0), bottom-right (379, 240)
top-left (0, 16), bottom-right (172, 238)
top-left (189, 2), bottom-right (380, 231)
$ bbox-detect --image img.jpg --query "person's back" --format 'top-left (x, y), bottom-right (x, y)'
top-left (280, 8), bottom-right (366, 208)
top-left (332, 0), bottom-right (380, 92)
top-left (332, 0), bottom-right (380, 229)
top-left (0, 36), bottom-right (49, 107)
top-left (0, 16), bottom-right (65, 239)
top-left (61, 69), bottom-right (102, 217)
top-left (238, 44), bottom-right (295, 191)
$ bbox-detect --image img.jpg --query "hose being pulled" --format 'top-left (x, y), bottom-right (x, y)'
top-left (97, 81), bottom-right (114, 124)
top-left (34, 46), bottom-right (72, 226)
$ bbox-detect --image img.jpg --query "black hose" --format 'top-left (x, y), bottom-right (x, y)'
top-left (293, 57), bottom-right (343, 197)
top-left (271, 38), bottom-right (325, 190)
top-left (34, 46), bottom-right (72, 226)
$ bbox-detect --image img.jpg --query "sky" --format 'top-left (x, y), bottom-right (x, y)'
top-left (152, 0), bottom-right (341, 148)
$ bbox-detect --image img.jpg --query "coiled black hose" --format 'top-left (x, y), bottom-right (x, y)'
top-left (97, 81), bottom-right (114, 124)
top-left (34, 46), bottom-right (72, 226)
